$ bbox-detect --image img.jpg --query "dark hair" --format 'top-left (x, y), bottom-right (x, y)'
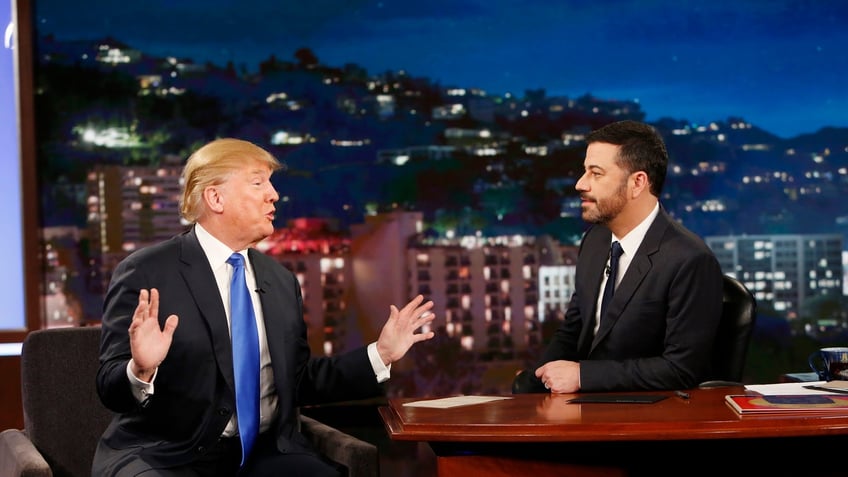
top-left (586, 120), bottom-right (668, 197)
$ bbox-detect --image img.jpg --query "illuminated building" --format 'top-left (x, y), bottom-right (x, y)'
top-left (404, 226), bottom-right (577, 360)
top-left (707, 234), bottom-right (844, 319)
top-left (86, 164), bottom-right (186, 291)
top-left (258, 218), bottom-right (351, 357)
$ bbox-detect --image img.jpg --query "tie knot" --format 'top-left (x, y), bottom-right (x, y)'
top-left (227, 252), bottom-right (245, 269)
top-left (610, 241), bottom-right (623, 259)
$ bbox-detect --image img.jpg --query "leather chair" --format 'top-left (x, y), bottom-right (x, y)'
top-left (0, 326), bottom-right (379, 477)
top-left (697, 274), bottom-right (757, 387)
top-left (512, 274), bottom-right (757, 393)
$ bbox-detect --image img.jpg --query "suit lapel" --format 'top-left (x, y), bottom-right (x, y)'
top-left (592, 210), bottom-right (670, 348)
top-left (178, 228), bottom-right (237, 394)
top-left (247, 249), bottom-right (294, 410)
top-left (577, 228), bottom-right (611, 353)
top-left (248, 249), bottom-right (285, 347)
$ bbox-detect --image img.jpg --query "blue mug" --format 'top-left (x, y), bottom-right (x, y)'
top-left (808, 347), bottom-right (848, 381)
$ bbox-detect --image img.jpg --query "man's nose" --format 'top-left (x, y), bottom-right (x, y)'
top-left (575, 174), bottom-right (588, 191)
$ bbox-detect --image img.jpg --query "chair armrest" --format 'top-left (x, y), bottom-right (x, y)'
top-left (512, 369), bottom-right (547, 394)
top-left (298, 414), bottom-right (379, 477)
top-left (0, 429), bottom-right (51, 477)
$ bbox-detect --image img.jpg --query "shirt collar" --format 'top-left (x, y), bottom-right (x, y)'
top-left (612, 202), bottom-right (660, 257)
top-left (194, 223), bottom-right (245, 268)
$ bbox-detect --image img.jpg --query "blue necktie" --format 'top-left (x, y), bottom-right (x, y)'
top-left (227, 252), bottom-right (260, 466)
top-left (600, 241), bottom-right (624, 319)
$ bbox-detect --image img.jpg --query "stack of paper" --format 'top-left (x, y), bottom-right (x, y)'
top-left (744, 381), bottom-right (828, 395)
top-left (726, 393), bottom-right (848, 414)
top-left (402, 395), bottom-right (512, 409)
top-left (800, 380), bottom-right (848, 394)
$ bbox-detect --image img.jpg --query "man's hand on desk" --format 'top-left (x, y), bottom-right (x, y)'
top-left (536, 360), bottom-right (580, 393)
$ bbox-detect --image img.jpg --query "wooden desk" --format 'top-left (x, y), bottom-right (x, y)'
top-left (380, 387), bottom-right (848, 476)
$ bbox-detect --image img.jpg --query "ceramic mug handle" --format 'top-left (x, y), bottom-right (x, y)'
top-left (808, 350), bottom-right (830, 381)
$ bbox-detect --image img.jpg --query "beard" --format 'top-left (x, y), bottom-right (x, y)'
top-left (581, 180), bottom-right (628, 224)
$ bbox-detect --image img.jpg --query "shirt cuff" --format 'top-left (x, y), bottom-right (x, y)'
top-left (126, 359), bottom-right (157, 403)
top-left (367, 342), bottom-right (391, 383)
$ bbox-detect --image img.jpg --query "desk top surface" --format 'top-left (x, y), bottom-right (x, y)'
top-left (380, 387), bottom-right (848, 442)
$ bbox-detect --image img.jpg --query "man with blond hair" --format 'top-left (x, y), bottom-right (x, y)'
top-left (93, 138), bottom-right (436, 476)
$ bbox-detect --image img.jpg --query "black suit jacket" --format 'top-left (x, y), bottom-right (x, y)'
top-left (93, 227), bottom-right (382, 473)
top-left (523, 208), bottom-right (723, 392)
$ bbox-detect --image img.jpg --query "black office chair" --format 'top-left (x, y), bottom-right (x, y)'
top-left (512, 274), bottom-right (757, 393)
top-left (698, 274), bottom-right (757, 387)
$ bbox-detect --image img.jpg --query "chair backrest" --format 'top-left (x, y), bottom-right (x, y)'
top-left (20, 326), bottom-right (113, 477)
top-left (512, 274), bottom-right (758, 393)
top-left (707, 274), bottom-right (757, 383)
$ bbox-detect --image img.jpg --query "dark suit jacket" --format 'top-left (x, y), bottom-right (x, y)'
top-left (93, 227), bottom-right (383, 473)
top-left (522, 207), bottom-right (723, 392)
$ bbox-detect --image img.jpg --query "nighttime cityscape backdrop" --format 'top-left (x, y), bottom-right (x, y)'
top-left (27, 0), bottom-right (848, 395)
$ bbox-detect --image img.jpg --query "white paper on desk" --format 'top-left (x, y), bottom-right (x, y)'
top-left (403, 395), bottom-right (513, 409)
top-left (745, 381), bottom-right (831, 395)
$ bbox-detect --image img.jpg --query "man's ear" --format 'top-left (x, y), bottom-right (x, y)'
top-left (203, 185), bottom-right (225, 213)
top-left (630, 171), bottom-right (649, 198)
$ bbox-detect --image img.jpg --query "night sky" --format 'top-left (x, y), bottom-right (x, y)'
top-left (33, 0), bottom-right (848, 138)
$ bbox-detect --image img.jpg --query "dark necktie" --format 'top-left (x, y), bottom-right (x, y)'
top-left (600, 241), bottom-right (624, 319)
top-left (227, 252), bottom-right (260, 466)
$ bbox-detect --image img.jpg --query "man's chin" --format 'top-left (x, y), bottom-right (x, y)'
top-left (257, 224), bottom-right (275, 241)
top-left (581, 212), bottom-right (606, 225)
top-left (580, 208), bottom-right (598, 223)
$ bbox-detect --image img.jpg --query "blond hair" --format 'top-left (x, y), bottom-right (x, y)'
top-left (179, 138), bottom-right (282, 223)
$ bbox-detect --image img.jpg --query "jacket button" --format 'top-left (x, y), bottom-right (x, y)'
top-left (218, 408), bottom-right (229, 416)
top-left (197, 446), bottom-right (207, 454)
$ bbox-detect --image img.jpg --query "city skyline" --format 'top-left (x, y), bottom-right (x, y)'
top-left (21, 26), bottom-right (844, 388)
top-left (33, 0), bottom-right (848, 139)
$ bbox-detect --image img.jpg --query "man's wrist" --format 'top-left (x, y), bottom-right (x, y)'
top-left (367, 343), bottom-right (391, 383)
top-left (126, 359), bottom-right (157, 404)
top-left (375, 342), bottom-right (392, 366)
top-left (129, 358), bottom-right (156, 383)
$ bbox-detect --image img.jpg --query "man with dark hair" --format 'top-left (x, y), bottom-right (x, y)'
top-left (519, 120), bottom-right (723, 393)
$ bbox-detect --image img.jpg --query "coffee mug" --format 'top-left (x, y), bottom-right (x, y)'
top-left (808, 347), bottom-right (848, 381)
